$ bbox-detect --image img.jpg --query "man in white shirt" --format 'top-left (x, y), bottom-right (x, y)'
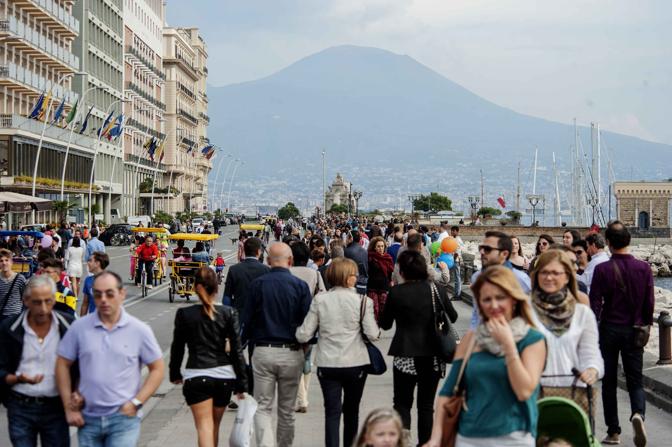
top-left (579, 233), bottom-right (610, 294)
top-left (437, 222), bottom-right (450, 242)
top-left (0, 275), bottom-right (75, 447)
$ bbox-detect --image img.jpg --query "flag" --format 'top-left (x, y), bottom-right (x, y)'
top-left (147, 138), bottom-right (157, 160)
top-left (154, 139), bottom-right (165, 162)
top-left (37, 91), bottom-right (52, 121)
top-left (200, 144), bottom-right (213, 155)
top-left (51, 98), bottom-right (66, 125)
top-left (98, 111), bottom-right (114, 137)
top-left (143, 137), bottom-right (154, 155)
top-left (205, 146), bottom-right (216, 160)
top-left (497, 196), bottom-right (506, 208)
top-left (79, 106), bottom-right (93, 134)
top-left (28, 92), bottom-right (45, 119)
top-left (65, 98), bottom-right (79, 125)
top-left (107, 114), bottom-right (124, 140)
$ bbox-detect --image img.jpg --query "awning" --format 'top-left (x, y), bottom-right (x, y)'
top-left (0, 191), bottom-right (53, 213)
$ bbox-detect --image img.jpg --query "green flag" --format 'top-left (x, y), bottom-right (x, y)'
top-left (65, 99), bottom-right (79, 125)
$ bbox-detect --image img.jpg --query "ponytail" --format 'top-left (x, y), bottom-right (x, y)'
top-left (194, 267), bottom-right (218, 320)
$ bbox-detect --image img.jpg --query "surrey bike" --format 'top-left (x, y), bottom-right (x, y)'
top-left (167, 233), bottom-right (218, 303)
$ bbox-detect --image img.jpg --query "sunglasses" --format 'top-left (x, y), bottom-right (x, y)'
top-left (538, 241), bottom-right (549, 246)
top-left (574, 249), bottom-right (585, 255)
top-left (478, 245), bottom-right (501, 254)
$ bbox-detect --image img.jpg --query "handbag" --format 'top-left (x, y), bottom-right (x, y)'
top-left (430, 282), bottom-right (459, 362)
top-left (440, 335), bottom-right (477, 447)
top-left (360, 295), bottom-right (387, 375)
top-left (612, 261), bottom-right (651, 348)
top-left (540, 369), bottom-right (598, 432)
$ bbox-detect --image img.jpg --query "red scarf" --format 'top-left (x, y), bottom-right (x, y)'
top-left (368, 250), bottom-right (394, 278)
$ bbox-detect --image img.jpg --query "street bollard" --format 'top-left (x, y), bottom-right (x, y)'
top-left (657, 311), bottom-right (672, 365)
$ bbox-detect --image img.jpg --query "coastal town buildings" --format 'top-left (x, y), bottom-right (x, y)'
top-left (0, 0), bottom-right (212, 225)
top-left (614, 181), bottom-right (672, 236)
top-left (162, 26), bottom-right (210, 214)
top-left (325, 173), bottom-right (355, 212)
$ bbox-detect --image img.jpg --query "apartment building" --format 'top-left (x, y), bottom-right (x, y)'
top-left (163, 26), bottom-right (210, 215)
top-left (0, 0), bottom-right (94, 225)
top-left (122, 0), bottom-right (165, 218)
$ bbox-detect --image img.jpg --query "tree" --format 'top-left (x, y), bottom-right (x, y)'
top-left (505, 210), bottom-right (522, 224)
top-left (52, 200), bottom-right (76, 222)
top-left (413, 192), bottom-right (452, 212)
top-left (329, 204), bottom-right (348, 214)
top-left (153, 210), bottom-right (173, 225)
top-left (278, 202), bottom-right (301, 220)
top-left (477, 206), bottom-right (502, 217)
top-left (139, 178), bottom-right (154, 193)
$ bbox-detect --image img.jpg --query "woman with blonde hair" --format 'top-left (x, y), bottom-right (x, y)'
top-left (296, 257), bottom-right (380, 447)
top-left (529, 250), bottom-right (603, 412)
top-left (169, 267), bottom-right (248, 447)
top-left (425, 266), bottom-right (546, 447)
top-left (354, 408), bottom-right (408, 447)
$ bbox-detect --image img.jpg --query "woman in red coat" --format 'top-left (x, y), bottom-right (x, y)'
top-left (367, 236), bottom-right (394, 322)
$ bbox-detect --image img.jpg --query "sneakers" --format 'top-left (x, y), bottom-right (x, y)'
top-left (295, 406), bottom-right (307, 413)
top-left (228, 401), bottom-right (238, 410)
top-left (147, 284), bottom-right (153, 290)
top-left (632, 413), bottom-right (647, 447)
top-left (602, 433), bottom-right (620, 445)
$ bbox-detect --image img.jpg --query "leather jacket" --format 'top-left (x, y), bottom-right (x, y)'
top-left (169, 304), bottom-right (248, 393)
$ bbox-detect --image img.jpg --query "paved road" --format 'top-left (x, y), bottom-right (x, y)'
top-left (1, 226), bottom-right (671, 445)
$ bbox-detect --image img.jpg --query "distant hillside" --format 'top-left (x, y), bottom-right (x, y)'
top-left (207, 45), bottom-right (671, 180)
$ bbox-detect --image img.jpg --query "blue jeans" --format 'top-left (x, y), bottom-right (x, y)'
top-left (6, 394), bottom-right (69, 447)
top-left (450, 264), bottom-right (461, 297)
top-left (78, 412), bottom-right (141, 447)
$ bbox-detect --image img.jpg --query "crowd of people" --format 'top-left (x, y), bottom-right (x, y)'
top-left (0, 215), bottom-right (656, 447)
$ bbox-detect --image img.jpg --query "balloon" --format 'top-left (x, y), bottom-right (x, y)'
top-left (430, 241), bottom-right (441, 256)
top-left (40, 235), bottom-right (53, 248)
top-left (437, 253), bottom-right (455, 269)
top-left (441, 237), bottom-right (459, 254)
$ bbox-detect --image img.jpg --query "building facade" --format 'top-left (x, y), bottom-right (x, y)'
top-left (122, 0), bottom-right (165, 218)
top-left (71, 0), bottom-right (125, 222)
top-left (614, 181), bottom-right (672, 236)
top-left (162, 26), bottom-right (210, 214)
top-left (325, 173), bottom-right (354, 212)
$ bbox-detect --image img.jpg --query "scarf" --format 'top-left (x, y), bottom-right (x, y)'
top-left (476, 316), bottom-right (530, 357)
top-left (368, 251), bottom-right (394, 278)
top-left (532, 287), bottom-right (576, 337)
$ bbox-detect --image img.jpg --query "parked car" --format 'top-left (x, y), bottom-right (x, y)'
top-left (99, 224), bottom-right (132, 246)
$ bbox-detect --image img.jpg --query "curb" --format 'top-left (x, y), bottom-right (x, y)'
top-left (456, 286), bottom-right (672, 413)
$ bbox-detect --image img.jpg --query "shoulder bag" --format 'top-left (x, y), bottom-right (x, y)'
top-left (360, 295), bottom-right (387, 375)
top-left (430, 282), bottom-right (459, 362)
top-left (612, 260), bottom-right (650, 348)
top-left (440, 334), bottom-right (477, 447)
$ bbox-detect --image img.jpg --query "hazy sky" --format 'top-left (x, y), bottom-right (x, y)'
top-left (166, 0), bottom-right (672, 145)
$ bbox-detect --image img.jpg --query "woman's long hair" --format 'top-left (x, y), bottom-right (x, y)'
top-left (530, 249), bottom-right (579, 298)
top-left (472, 265), bottom-right (535, 326)
top-left (194, 266), bottom-right (218, 320)
top-left (535, 234), bottom-right (555, 256)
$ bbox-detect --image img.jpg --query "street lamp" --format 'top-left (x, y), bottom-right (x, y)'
top-left (131, 108), bottom-right (159, 216)
top-left (586, 194), bottom-right (599, 226)
top-left (408, 194), bottom-right (421, 217)
top-left (227, 160), bottom-right (243, 212)
top-left (217, 154), bottom-right (236, 211)
top-left (150, 126), bottom-right (183, 218)
top-left (353, 190), bottom-right (363, 217)
top-left (31, 71), bottom-right (86, 223)
top-left (527, 194), bottom-right (544, 227)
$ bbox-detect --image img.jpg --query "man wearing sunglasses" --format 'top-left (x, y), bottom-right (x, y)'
top-left (469, 231), bottom-right (531, 329)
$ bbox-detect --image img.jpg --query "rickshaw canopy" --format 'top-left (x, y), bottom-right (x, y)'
top-left (168, 233), bottom-right (218, 241)
top-left (131, 227), bottom-right (168, 233)
top-left (240, 224), bottom-right (264, 231)
top-left (0, 230), bottom-right (45, 238)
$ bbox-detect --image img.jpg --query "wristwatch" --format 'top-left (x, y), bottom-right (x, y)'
top-left (131, 398), bottom-right (143, 410)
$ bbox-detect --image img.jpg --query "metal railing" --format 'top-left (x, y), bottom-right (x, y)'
top-left (1, 63), bottom-right (79, 102)
top-left (127, 82), bottom-right (166, 110)
top-left (125, 46), bottom-right (165, 80)
top-left (4, 15), bottom-right (79, 69)
top-left (178, 108), bottom-right (198, 124)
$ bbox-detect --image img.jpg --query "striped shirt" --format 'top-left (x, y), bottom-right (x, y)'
top-left (0, 273), bottom-right (26, 317)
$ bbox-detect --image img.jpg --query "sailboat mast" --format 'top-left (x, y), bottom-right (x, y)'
top-left (532, 147), bottom-right (538, 195)
top-left (596, 123), bottom-right (601, 220)
top-left (553, 152), bottom-right (561, 226)
top-left (516, 162), bottom-right (521, 213)
top-left (480, 169), bottom-right (484, 206)
top-left (574, 119), bottom-right (584, 226)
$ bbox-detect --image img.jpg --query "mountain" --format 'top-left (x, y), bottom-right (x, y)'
top-left (205, 45), bottom-right (671, 207)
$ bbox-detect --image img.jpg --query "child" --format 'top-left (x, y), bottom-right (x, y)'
top-left (213, 252), bottom-right (225, 283)
top-left (129, 239), bottom-right (137, 281)
top-left (354, 408), bottom-right (407, 447)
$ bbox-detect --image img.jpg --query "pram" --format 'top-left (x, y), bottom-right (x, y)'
top-left (537, 396), bottom-right (601, 447)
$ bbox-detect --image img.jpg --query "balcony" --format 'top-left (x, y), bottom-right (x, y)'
top-left (2, 15), bottom-right (79, 70)
top-left (124, 46), bottom-right (165, 80)
top-left (199, 112), bottom-right (210, 123)
top-left (178, 108), bottom-right (198, 124)
top-left (125, 153), bottom-right (165, 171)
top-left (125, 117), bottom-right (165, 141)
top-left (178, 82), bottom-right (196, 100)
top-left (165, 52), bottom-right (199, 80)
top-left (11, 0), bottom-right (80, 36)
top-left (179, 136), bottom-right (195, 148)
top-left (126, 82), bottom-right (166, 110)
top-left (0, 63), bottom-right (80, 102)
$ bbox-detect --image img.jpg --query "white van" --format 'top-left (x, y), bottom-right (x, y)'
top-left (128, 215), bottom-right (151, 227)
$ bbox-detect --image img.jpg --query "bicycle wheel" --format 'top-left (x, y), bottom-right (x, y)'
top-left (141, 271), bottom-right (147, 297)
top-left (169, 278), bottom-right (175, 303)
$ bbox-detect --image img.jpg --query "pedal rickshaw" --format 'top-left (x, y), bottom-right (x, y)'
top-left (131, 227), bottom-right (169, 296)
top-left (0, 230), bottom-right (45, 278)
top-left (167, 233), bottom-right (218, 303)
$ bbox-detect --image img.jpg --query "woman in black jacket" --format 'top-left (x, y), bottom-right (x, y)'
top-left (380, 250), bottom-right (458, 446)
top-left (169, 267), bottom-right (248, 447)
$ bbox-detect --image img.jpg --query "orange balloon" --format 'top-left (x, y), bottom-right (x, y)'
top-left (441, 237), bottom-right (458, 254)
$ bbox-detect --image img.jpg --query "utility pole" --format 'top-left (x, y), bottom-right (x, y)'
top-left (480, 169), bottom-right (484, 207)
top-left (516, 162), bottom-right (521, 213)
top-left (321, 149), bottom-right (326, 218)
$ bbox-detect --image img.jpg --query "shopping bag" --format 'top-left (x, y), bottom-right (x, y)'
top-left (229, 394), bottom-right (257, 447)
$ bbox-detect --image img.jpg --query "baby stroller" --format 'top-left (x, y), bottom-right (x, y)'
top-left (536, 396), bottom-right (601, 447)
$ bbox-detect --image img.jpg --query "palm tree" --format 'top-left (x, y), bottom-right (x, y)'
top-left (52, 200), bottom-right (76, 222)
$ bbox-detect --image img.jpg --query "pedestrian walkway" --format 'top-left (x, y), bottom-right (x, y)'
top-left (137, 300), bottom-right (672, 447)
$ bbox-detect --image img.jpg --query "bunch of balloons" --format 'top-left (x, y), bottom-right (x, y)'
top-left (433, 237), bottom-right (459, 269)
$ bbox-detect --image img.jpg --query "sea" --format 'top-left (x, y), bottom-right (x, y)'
top-left (655, 277), bottom-right (672, 292)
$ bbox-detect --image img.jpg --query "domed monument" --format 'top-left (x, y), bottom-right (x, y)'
top-left (325, 173), bottom-right (355, 212)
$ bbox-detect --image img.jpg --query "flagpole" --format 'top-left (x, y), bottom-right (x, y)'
top-left (218, 156), bottom-right (237, 211)
top-left (150, 127), bottom-right (180, 218)
top-left (31, 72), bottom-right (77, 224)
top-left (60, 86), bottom-right (98, 201)
top-left (88, 98), bottom-right (126, 226)
top-left (106, 125), bottom-right (138, 222)
top-left (130, 108), bottom-right (156, 217)
top-left (210, 149), bottom-right (229, 209)
top-left (226, 160), bottom-right (242, 212)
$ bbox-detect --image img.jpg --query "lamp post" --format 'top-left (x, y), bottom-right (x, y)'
top-left (226, 160), bottom-right (243, 212)
top-left (586, 194), bottom-right (599, 226)
top-left (353, 190), bottom-right (363, 217)
top-left (218, 156), bottom-right (237, 211)
top-left (130, 108), bottom-right (158, 217)
top-left (60, 85), bottom-right (102, 200)
top-left (32, 71), bottom-right (85, 223)
top-left (322, 150), bottom-right (326, 218)
top-left (408, 194), bottom-right (421, 217)
top-left (467, 195), bottom-right (481, 223)
top-left (87, 98), bottom-right (128, 226)
top-left (527, 194), bottom-right (543, 227)
top-left (150, 127), bottom-right (182, 218)
top-left (208, 148), bottom-right (228, 209)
